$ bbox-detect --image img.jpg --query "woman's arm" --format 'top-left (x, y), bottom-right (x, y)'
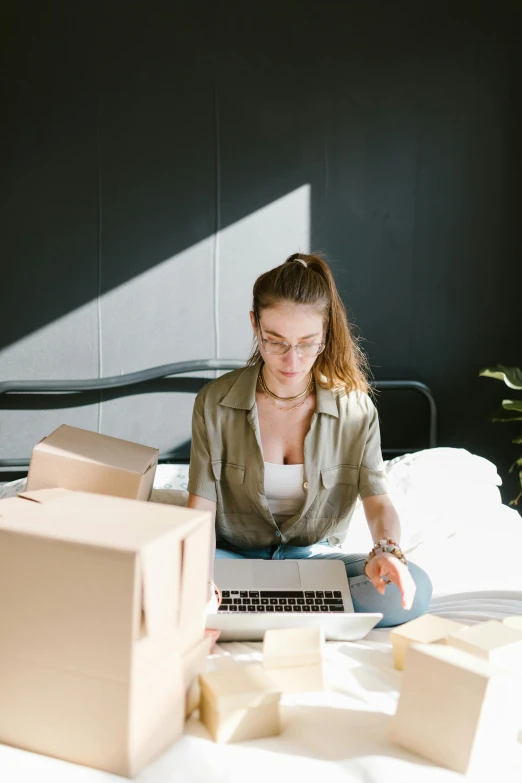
top-left (362, 493), bottom-right (401, 544)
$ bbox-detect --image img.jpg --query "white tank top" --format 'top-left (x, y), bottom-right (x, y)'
top-left (264, 461), bottom-right (306, 518)
top-left (254, 405), bottom-right (306, 520)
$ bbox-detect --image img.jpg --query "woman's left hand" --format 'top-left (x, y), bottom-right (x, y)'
top-left (364, 553), bottom-right (416, 610)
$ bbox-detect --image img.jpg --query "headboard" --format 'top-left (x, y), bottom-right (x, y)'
top-left (0, 360), bottom-right (437, 479)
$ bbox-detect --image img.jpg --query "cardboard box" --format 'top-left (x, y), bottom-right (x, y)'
top-left (26, 424), bottom-right (159, 500)
top-left (199, 665), bottom-right (281, 743)
top-left (389, 643), bottom-right (522, 776)
top-left (389, 614), bottom-right (469, 670)
top-left (0, 490), bottom-right (212, 777)
top-left (504, 615), bottom-right (522, 632)
top-left (262, 627), bottom-right (325, 692)
top-left (182, 635), bottom-right (213, 718)
top-left (447, 620), bottom-right (522, 673)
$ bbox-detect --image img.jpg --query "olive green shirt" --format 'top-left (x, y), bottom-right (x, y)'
top-left (188, 363), bottom-right (389, 549)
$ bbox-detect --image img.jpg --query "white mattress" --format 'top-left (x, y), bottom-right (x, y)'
top-left (1, 451), bottom-right (521, 781)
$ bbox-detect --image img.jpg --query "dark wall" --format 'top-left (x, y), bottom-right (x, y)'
top-left (2, 1), bottom-right (521, 503)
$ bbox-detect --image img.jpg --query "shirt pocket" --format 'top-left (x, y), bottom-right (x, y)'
top-left (305, 464), bottom-right (359, 519)
top-left (212, 460), bottom-right (252, 515)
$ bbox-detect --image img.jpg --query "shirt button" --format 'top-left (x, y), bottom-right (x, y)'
top-left (303, 482), bottom-right (309, 489)
top-left (275, 531), bottom-right (281, 538)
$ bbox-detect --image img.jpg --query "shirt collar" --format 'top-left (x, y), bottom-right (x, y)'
top-left (220, 363), bottom-right (339, 418)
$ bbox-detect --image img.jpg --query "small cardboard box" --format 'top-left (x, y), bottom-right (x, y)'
top-left (447, 620), bottom-right (522, 673)
top-left (504, 615), bottom-right (522, 632)
top-left (182, 635), bottom-right (213, 718)
top-left (389, 643), bottom-right (522, 776)
top-left (0, 490), bottom-right (212, 777)
top-left (262, 627), bottom-right (325, 692)
top-left (26, 424), bottom-right (159, 500)
top-left (389, 614), bottom-right (468, 670)
top-left (199, 664), bottom-right (281, 743)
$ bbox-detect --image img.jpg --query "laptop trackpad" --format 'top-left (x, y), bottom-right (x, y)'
top-left (252, 560), bottom-right (300, 589)
top-left (214, 559), bottom-right (301, 589)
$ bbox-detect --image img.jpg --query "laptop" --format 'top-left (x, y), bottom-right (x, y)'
top-left (206, 559), bottom-right (382, 641)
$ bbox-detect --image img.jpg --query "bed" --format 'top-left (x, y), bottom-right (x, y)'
top-left (1, 362), bottom-right (521, 781)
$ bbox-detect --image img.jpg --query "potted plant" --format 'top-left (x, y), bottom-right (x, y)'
top-left (479, 365), bottom-right (522, 507)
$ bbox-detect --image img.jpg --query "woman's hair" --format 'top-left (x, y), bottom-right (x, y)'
top-left (247, 251), bottom-right (371, 394)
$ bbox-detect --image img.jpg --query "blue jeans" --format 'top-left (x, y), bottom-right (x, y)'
top-left (216, 540), bottom-right (433, 628)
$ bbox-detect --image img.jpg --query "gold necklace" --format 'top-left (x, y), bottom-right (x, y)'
top-left (261, 384), bottom-right (313, 412)
top-left (258, 369), bottom-right (314, 402)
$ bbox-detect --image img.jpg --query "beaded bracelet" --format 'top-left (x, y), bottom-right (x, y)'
top-left (364, 538), bottom-right (407, 570)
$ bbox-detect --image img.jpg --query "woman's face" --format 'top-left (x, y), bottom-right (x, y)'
top-left (250, 301), bottom-right (325, 387)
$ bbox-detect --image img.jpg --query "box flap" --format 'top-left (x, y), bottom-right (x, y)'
top-left (407, 643), bottom-right (522, 681)
top-left (263, 627), bottom-right (324, 668)
top-left (199, 664), bottom-right (280, 712)
top-left (18, 488), bottom-right (75, 504)
top-left (390, 614), bottom-right (468, 645)
top-left (131, 534), bottom-right (182, 656)
top-left (0, 492), bottom-right (208, 553)
top-left (448, 620), bottom-right (522, 653)
top-left (33, 424), bottom-right (159, 475)
top-left (177, 514), bottom-right (212, 653)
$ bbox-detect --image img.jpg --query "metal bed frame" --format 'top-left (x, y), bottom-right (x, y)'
top-left (0, 360), bottom-right (437, 471)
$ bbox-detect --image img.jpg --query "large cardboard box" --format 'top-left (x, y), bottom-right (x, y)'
top-left (26, 424), bottom-right (159, 500)
top-left (0, 490), bottom-right (212, 777)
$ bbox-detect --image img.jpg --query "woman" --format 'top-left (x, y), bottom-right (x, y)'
top-left (187, 252), bottom-right (432, 627)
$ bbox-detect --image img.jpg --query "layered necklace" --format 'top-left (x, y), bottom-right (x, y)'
top-left (258, 369), bottom-right (315, 412)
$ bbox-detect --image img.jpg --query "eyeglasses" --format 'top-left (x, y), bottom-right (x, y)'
top-left (258, 326), bottom-right (325, 358)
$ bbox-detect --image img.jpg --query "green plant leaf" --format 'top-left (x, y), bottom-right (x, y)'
top-left (502, 399), bottom-right (522, 412)
top-left (508, 470), bottom-right (522, 506)
top-left (491, 407), bottom-right (522, 422)
top-left (479, 365), bottom-right (522, 389)
top-left (513, 434), bottom-right (522, 444)
top-left (508, 457), bottom-right (522, 472)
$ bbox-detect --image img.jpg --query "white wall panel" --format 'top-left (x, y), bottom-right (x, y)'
top-left (0, 302), bottom-right (99, 461)
top-left (98, 239), bottom-right (216, 448)
top-left (217, 185), bottom-right (311, 360)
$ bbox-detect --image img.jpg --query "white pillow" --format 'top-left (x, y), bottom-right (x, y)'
top-left (0, 477), bottom-right (27, 499)
top-left (343, 447), bottom-right (503, 554)
top-left (153, 464), bottom-right (189, 491)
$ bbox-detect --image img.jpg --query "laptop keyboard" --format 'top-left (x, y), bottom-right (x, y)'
top-left (218, 590), bottom-right (345, 612)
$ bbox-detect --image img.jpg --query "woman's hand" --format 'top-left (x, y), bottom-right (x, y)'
top-left (364, 553), bottom-right (416, 610)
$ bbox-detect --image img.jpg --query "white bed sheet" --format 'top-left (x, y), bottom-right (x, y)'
top-left (1, 503), bottom-right (521, 782)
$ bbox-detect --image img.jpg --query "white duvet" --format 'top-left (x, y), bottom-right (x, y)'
top-left (1, 448), bottom-right (521, 781)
